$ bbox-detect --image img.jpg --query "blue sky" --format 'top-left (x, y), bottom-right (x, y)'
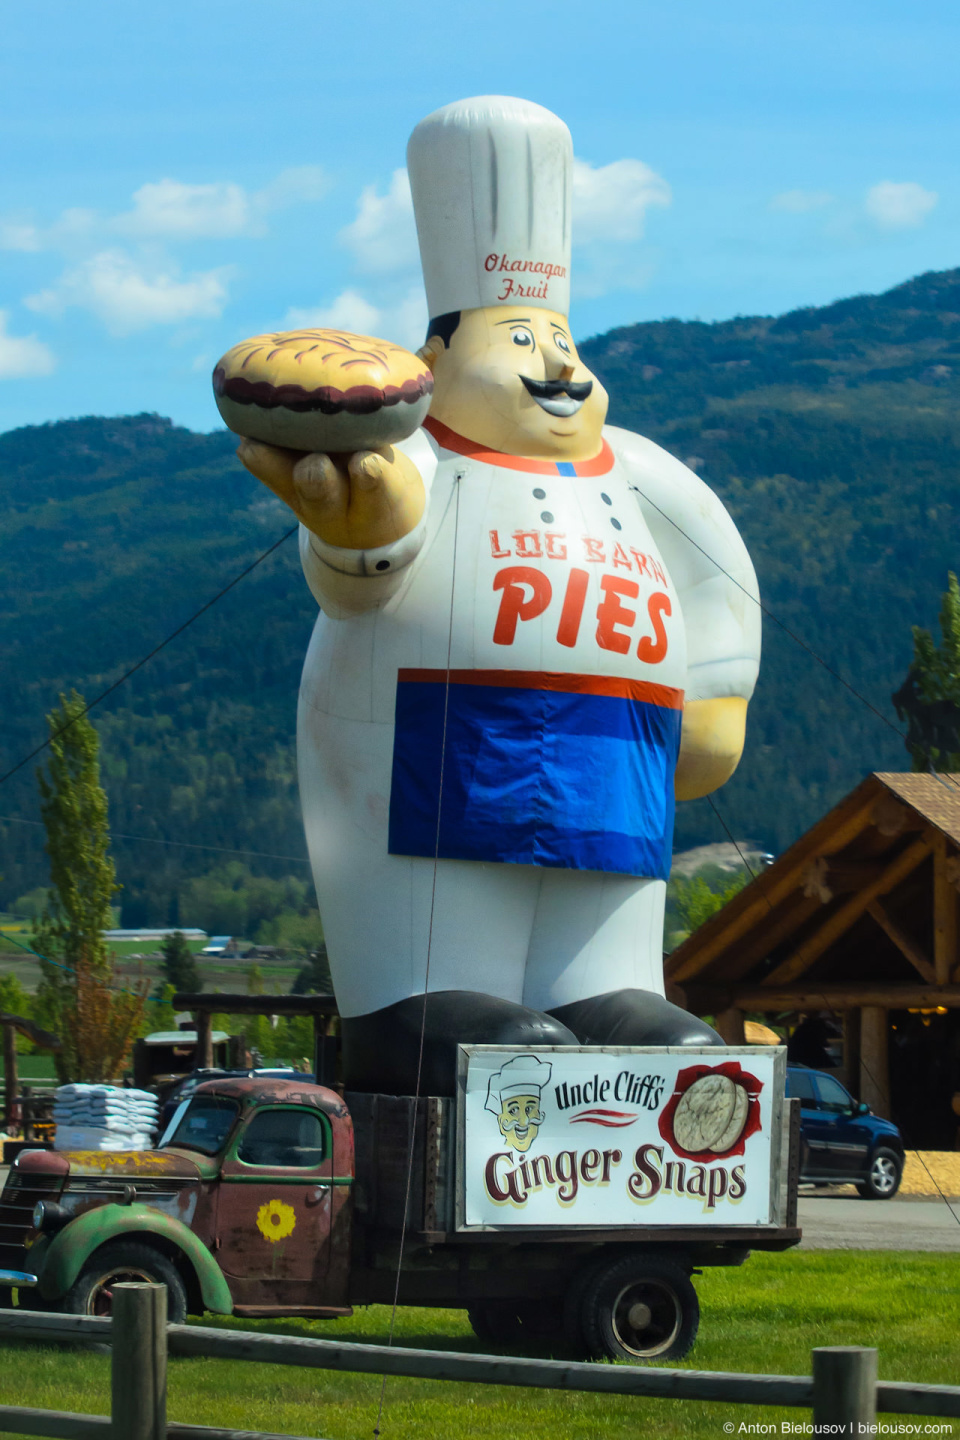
top-left (1, 0), bottom-right (957, 435)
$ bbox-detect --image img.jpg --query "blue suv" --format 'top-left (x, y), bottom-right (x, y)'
top-left (786, 1065), bottom-right (905, 1199)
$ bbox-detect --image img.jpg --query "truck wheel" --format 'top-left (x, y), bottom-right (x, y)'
top-left (467, 1303), bottom-right (502, 1344)
top-left (60, 1240), bottom-right (187, 1322)
top-left (582, 1254), bottom-right (699, 1362)
top-left (467, 1301), bottom-right (560, 1350)
top-left (855, 1147), bottom-right (902, 1200)
top-left (563, 1260), bottom-right (606, 1359)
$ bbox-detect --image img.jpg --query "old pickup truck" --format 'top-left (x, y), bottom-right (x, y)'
top-left (0, 1046), bottom-right (801, 1362)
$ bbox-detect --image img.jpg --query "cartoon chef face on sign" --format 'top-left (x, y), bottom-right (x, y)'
top-left (485, 1055), bottom-right (552, 1152)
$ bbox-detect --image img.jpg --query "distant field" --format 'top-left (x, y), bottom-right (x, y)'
top-left (0, 946), bottom-right (299, 995)
top-left (0, 1251), bottom-right (956, 1439)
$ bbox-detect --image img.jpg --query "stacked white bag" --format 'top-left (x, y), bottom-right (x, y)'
top-left (53, 1084), bottom-right (160, 1152)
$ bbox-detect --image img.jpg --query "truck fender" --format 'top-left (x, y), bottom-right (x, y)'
top-left (37, 1203), bottom-right (233, 1314)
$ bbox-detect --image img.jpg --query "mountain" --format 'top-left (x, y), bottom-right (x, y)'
top-left (3, 267), bottom-right (960, 920)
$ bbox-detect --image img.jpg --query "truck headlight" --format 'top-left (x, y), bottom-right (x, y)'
top-left (32, 1200), bottom-right (68, 1233)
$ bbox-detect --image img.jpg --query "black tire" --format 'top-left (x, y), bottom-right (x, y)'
top-left (60, 1240), bottom-right (188, 1322)
top-left (582, 1254), bottom-right (700, 1362)
top-left (562, 1258), bottom-right (607, 1359)
top-left (466, 1303), bottom-right (501, 1344)
top-left (856, 1147), bottom-right (902, 1200)
top-left (467, 1300), bottom-right (562, 1352)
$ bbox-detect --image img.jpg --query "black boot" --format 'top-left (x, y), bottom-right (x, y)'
top-left (342, 990), bottom-right (579, 1096)
top-left (548, 988), bottom-right (723, 1047)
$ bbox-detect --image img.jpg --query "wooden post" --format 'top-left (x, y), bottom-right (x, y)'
top-left (812, 1346), bottom-right (877, 1430)
top-left (21, 1085), bottom-right (33, 1142)
top-left (195, 1010), bottom-right (213, 1070)
top-left (111, 1282), bottom-right (167, 1440)
top-left (714, 1008), bottom-right (746, 1045)
top-left (314, 1016), bottom-right (338, 1088)
top-left (860, 1006), bottom-right (890, 1118)
top-left (933, 837), bottom-right (957, 986)
top-left (841, 1008), bottom-right (860, 1096)
top-left (3, 1023), bottom-right (18, 1135)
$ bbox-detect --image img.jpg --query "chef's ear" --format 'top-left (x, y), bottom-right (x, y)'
top-left (416, 335), bottom-right (446, 371)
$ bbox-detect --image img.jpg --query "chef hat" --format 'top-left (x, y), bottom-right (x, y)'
top-left (407, 96), bottom-right (573, 320)
top-left (484, 1054), bottom-right (553, 1114)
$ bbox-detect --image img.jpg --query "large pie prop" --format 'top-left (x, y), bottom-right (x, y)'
top-left (212, 329), bottom-right (434, 453)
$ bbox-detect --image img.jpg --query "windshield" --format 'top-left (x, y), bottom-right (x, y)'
top-left (161, 1094), bottom-right (240, 1156)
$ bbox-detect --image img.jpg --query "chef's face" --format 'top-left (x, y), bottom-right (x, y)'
top-left (497, 1093), bottom-right (543, 1152)
top-left (429, 306), bottom-right (608, 460)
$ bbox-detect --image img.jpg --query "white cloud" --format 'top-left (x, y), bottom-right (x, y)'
top-left (117, 179), bottom-right (254, 239)
top-left (572, 157), bottom-right (671, 245)
top-left (285, 285), bottom-right (428, 350)
top-left (0, 311), bottom-right (55, 378)
top-left (865, 181), bottom-right (938, 230)
top-left (771, 189), bottom-right (834, 213)
top-left (0, 218), bottom-right (42, 252)
top-left (256, 165), bottom-right (329, 211)
top-left (338, 169), bottom-right (419, 274)
top-left (2, 165), bottom-right (331, 254)
top-left (26, 249), bottom-right (231, 335)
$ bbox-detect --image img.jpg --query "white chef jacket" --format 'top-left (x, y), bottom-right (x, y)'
top-left (298, 419), bottom-right (760, 882)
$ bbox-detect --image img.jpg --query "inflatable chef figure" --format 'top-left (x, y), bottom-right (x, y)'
top-left (236, 97), bottom-right (761, 1095)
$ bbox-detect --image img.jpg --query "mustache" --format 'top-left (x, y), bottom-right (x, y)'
top-left (521, 376), bottom-right (593, 402)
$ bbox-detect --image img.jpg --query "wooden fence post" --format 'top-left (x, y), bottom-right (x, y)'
top-left (812, 1346), bottom-right (877, 1430)
top-left (111, 1282), bottom-right (167, 1440)
top-left (2, 1024), bottom-right (17, 1135)
top-left (195, 1010), bottom-right (213, 1070)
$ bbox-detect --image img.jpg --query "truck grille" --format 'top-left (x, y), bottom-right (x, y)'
top-left (0, 1170), bottom-right (64, 1272)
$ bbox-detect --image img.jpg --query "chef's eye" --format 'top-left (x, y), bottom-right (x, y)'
top-left (553, 332), bottom-right (572, 354)
top-left (511, 328), bottom-right (534, 348)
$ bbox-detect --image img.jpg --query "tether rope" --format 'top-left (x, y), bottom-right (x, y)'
top-left (373, 473), bottom-right (461, 1438)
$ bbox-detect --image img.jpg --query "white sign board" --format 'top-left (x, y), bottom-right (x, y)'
top-left (457, 1045), bottom-right (785, 1230)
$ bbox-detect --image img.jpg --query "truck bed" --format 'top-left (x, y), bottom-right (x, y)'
top-left (346, 1090), bottom-right (801, 1248)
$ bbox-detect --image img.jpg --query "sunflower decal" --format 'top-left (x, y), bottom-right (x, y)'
top-left (256, 1199), bottom-right (296, 1243)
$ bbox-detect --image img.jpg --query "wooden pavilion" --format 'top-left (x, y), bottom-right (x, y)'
top-left (666, 773), bottom-right (960, 1148)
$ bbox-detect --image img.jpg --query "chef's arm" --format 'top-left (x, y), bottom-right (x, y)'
top-left (237, 439), bottom-right (426, 549)
top-left (238, 434), bottom-right (434, 616)
top-left (675, 696), bottom-right (748, 801)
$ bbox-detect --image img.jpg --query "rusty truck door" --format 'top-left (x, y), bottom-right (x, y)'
top-left (216, 1103), bottom-right (345, 1314)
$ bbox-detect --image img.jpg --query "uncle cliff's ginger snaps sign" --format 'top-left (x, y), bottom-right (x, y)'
top-left (458, 1046), bottom-right (786, 1230)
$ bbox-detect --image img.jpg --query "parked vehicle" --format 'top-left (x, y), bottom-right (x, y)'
top-left (786, 1065), bottom-right (904, 1199)
top-left (156, 1067), bottom-right (311, 1132)
top-left (0, 1047), bottom-right (800, 1363)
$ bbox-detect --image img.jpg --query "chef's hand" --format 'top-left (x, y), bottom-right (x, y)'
top-left (674, 697), bottom-right (747, 801)
top-left (238, 439), bottom-right (426, 551)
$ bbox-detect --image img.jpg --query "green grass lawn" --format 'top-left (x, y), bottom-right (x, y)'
top-left (0, 1054), bottom-right (56, 1082)
top-left (0, 1251), bottom-right (957, 1439)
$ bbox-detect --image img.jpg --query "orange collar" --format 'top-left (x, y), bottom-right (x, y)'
top-left (423, 415), bottom-right (614, 477)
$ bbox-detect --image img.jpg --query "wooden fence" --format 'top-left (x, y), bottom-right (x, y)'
top-left (1, 1286), bottom-right (959, 1439)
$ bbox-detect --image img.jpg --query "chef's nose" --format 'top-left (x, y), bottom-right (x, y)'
top-left (545, 350), bottom-right (577, 382)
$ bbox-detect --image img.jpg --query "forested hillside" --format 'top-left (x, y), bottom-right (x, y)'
top-left (3, 266), bottom-right (960, 923)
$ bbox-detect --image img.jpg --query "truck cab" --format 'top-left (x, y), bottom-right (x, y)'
top-left (0, 1078), bottom-right (354, 1321)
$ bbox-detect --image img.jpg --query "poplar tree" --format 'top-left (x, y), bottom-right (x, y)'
top-left (159, 930), bottom-right (202, 996)
top-left (33, 692), bottom-right (147, 1082)
top-left (893, 572), bottom-right (960, 773)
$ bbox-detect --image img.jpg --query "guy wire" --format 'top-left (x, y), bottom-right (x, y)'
top-left (373, 476), bottom-right (461, 1438)
top-left (0, 524), bottom-right (298, 789)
